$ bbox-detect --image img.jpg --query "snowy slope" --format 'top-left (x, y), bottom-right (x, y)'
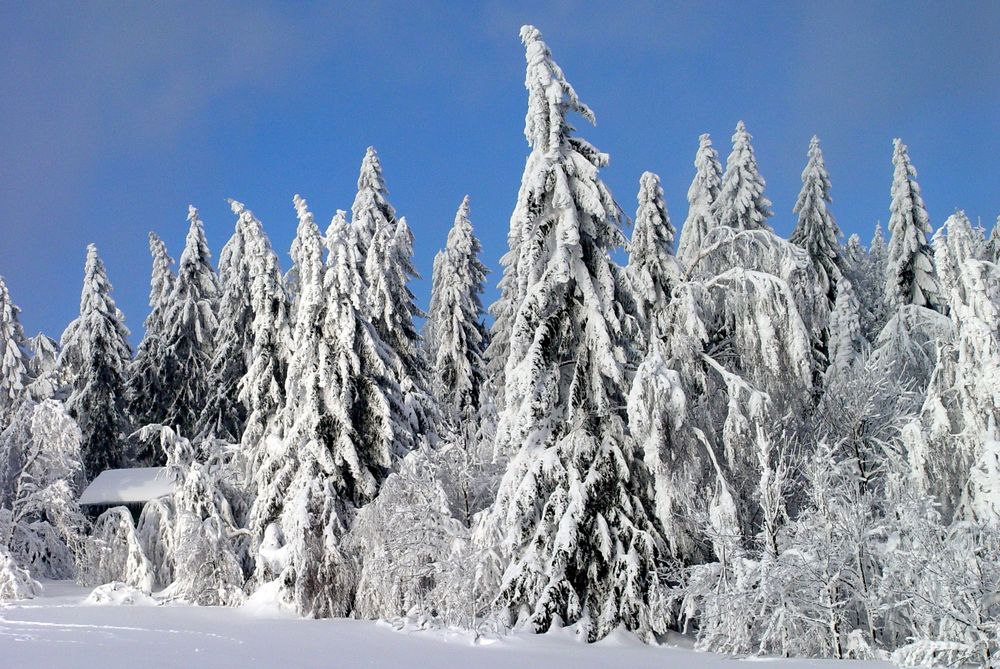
top-left (0, 582), bottom-right (892, 669)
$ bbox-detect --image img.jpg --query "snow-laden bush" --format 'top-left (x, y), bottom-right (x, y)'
top-left (85, 581), bottom-right (158, 606)
top-left (152, 426), bottom-right (245, 607)
top-left (0, 547), bottom-right (41, 601)
top-left (347, 445), bottom-right (477, 626)
top-left (81, 506), bottom-right (155, 593)
top-left (0, 398), bottom-right (87, 579)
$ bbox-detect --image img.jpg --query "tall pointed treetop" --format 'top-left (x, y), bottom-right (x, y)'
top-left (713, 120), bottom-right (772, 231)
top-left (520, 24), bottom-right (595, 153)
top-left (790, 136), bottom-right (842, 307)
top-left (158, 206), bottom-right (220, 437)
top-left (884, 138), bottom-right (940, 311)
top-left (351, 147), bottom-right (396, 254)
top-left (628, 171), bottom-right (680, 341)
top-left (60, 244), bottom-right (132, 479)
top-left (677, 133), bottom-right (723, 267)
top-left (487, 24), bottom-right (617, 405)
top-left (127, 232), bottom-right (176, 463)
top-left (481, 25), bottom-right (665, 642)
top-left (0, 277), bottom-right (30, 425)
top-left (424, 195), bottom-right (489, 424)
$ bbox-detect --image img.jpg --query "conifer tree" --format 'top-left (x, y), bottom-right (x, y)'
top-left (237, 203), bottom-right (290, 471)
top-left (0, 278), bottom-right (30, 428)
top-left (160, 207), bottom-right (220, 440)
top-left (987, 215), bottom-right (1000, 265)
top-left (252, 206), bottom-right (409, 617)
top-left (841, 233), bottom-right (886, 344)
top-left (249, 195), bottom-right (325, 545)
top-left (479, 26), bottom-right (666, 642)
top-left (790, 136), bottom-right (842, 308)
top-left (884, 139), bottom-right (940, 311)
top-left (127, 233), bottom-right (175, 464)
top-left (351, 146), bottom-right (395, 257)
top-left (197, 200), bottom-right (286, 445)
top-left (365, 215), bottom-right (435, 441)
top-left (676, 134), bottom-right (723, 268)
top-left (196, 202), bottom-right (255, 442)
top-left (423, 196), bottom-right (489, 425)
top-left (627, 171), bottom-right (680, 343)
top-left (60, 245), bottom-right (132, 479)
top-left (25, 332), bottom-right (61, 401)
top-left (713, 121), bottom-right (772, 232)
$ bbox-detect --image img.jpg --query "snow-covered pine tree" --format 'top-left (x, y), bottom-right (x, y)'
top-left (0, 278), bottom-right (30, 429)
top-left (478, 26), bottom-right (666, 642)
top-left (195, 201), bottom-right (257, 442)
top-left (236, 203), bottom-right (290, 480)
top-left (25, 333), bottom-right (62, 401)
top-left (365, 215), bottom-right (435, 443)
top-left (351, 146), bottom-right (395, 257)
top-left (248, 195), bottom-right (324, 549)
top-left (884, 138), bottom-right (940, 311)
top-left (59, 245), bottom-right (131, 480)
top-left (841, 232), bottom-right (887, 343)
top-left (253, 211), bottom-right (409, 617)
top-left (824, 278), bottom-right (867, 385)
top-left (676, 133), bottom-right (723, 269)
top-left (987, 215), bottom-right (1000, 264)
top-left (905, 210), bottom-right (1000, 523)
top-left (423, 197), bottom-right (495, 524)
top-left (160, 206), bottom-right (220, 439)
top-left (790, 136), bottom-right (842, 309)
top-left (127, 233), bottom-right (175, 464)
top-left (627, 171), bottom-right (680, 344)
top-left (712, 121), bottom-right (772, 232)
top-left (423, 196), bottom-right (489, 427)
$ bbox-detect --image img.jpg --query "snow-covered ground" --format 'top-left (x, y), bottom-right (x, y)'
top-left (0, 581), bottom-right (891, 669)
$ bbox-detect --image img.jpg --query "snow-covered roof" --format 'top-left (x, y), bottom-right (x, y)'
top-left (78, 467), bottom-right (175, 506)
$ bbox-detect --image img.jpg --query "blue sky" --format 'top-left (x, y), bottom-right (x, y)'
top-left (2, 1), bottom-right (998, 343)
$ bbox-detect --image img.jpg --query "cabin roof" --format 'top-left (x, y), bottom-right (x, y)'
top-left (78, 467), bottom-right (175, 506)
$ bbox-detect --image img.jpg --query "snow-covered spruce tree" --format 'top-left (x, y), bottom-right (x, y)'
top-left (424, 196), bottom-right (489, 425)
top-left (195, 201), bottom-right (256, 442)
top-left (712, 121), bottom-right (772, 232)
top-left (884, 138), bottom-right (940, 312)
top-left (627, 172), bottom-right (681, 344)
top-left (676, 134), bottom-right (723, 269)
top-left (251, 201), bottom-right (409, 617)
top-left (127, 233), bottom-right (175, 465)
top-left (987, 215), bottom-right (1000, 264)
top-left (59, 245), bottom-right (131, 480)
top-left (0, 548), bottom-right (41, 601)
top-left (824, 278), bottom-right (867, 385)
top-left (351, 146), bottom-right (395, 257)
top-left (160, 207), bottom-right (220, 440)
top-left (25, 333), bottom-right (62, 401)
top-left (81, 505), bottom-right (154, 592)
top-left (0, 398), bottom-right (87, 580)
top-left (904, 211), bottom-right (1000, 523)
top-left (790, 136), bottom-right (842, 310)
top-left (247, 196), bottom-right (324, 549)
top-left (0, 277), bottom-right (30, 429)
top-left (422, 197), bottom-right (497, 523)
top-left (236, 204), bottom-right (290, 486)
top-left (842, 232), bottom-right (888, 344)
top-left (476, 26), bottom-right (666, 642)
top-left (365, 216), bottom-right (435, 444)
